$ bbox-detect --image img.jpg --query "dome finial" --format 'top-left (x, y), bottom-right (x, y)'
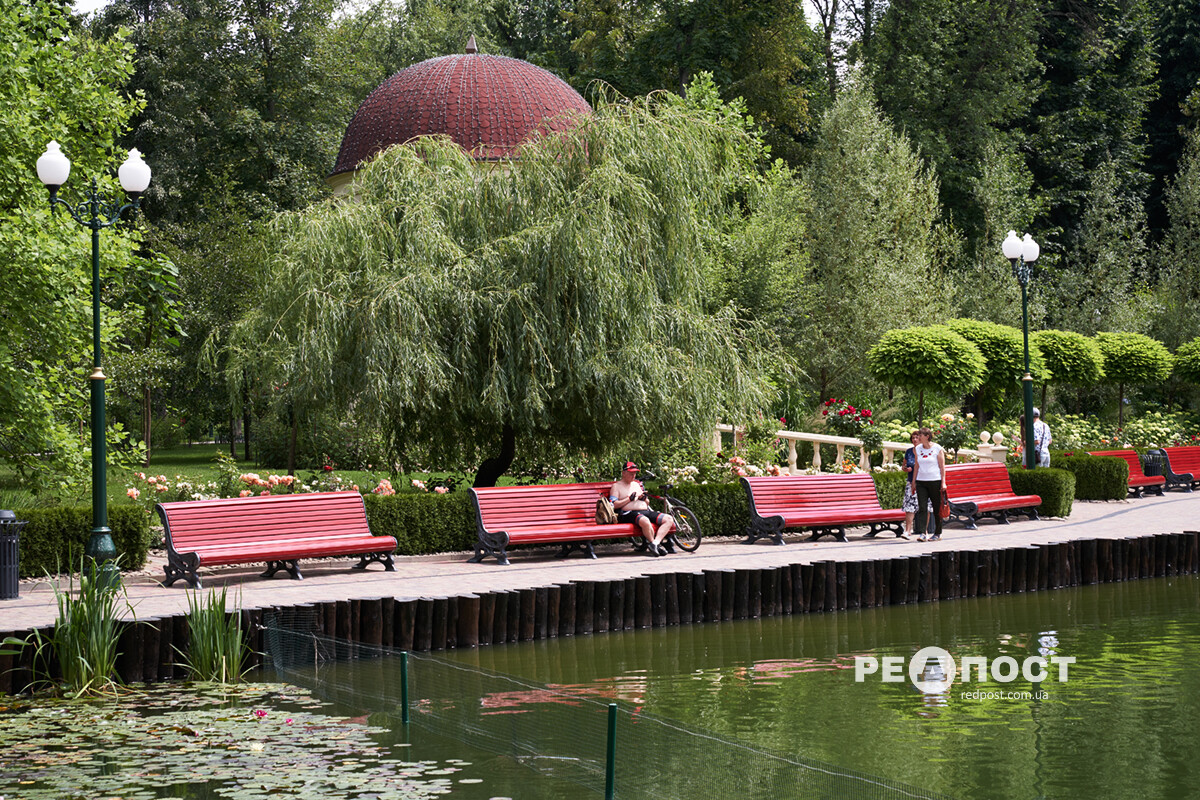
top-left (465, 34), bottom-right (478, 54)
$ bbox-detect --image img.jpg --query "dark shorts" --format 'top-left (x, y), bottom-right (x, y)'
top-left (618, 508), bottom-right (666, 527)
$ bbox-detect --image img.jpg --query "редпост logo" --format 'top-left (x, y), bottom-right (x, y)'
top-left (854, 647), bottom-right (1075, 694)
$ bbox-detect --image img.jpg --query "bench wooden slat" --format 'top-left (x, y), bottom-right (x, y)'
top-left (155, 491), bottom-right (396, 588)
top-left (469, 482), bottom-right (640, 564)
top-left (741, 473), bottom-right (903, 544)
top-left (944, 463), bottom-right (1041, 529)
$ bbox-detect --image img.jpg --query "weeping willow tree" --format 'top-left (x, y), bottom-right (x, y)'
top-left (226, 81), bottom-right (778, 486)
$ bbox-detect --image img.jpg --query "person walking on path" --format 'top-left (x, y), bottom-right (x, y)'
top-left (610, 461), bottom-right (676, 556)
top-left (1033, 408), bottom-right (1052, 468)
top-left (912, 427), bottom-right (947, 542)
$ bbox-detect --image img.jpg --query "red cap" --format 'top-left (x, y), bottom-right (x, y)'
top-left (622, 461), bottom-right (640, 473)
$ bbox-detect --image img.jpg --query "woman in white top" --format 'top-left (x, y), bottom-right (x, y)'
top-left (912, 426), bottom-right (947, 542)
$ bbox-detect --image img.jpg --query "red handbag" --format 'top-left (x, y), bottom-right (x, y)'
top-left (939, 488), bottom-right (951, 521)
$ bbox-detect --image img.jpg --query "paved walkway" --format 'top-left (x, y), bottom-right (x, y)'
top-left (2, 491), bottom-right (1198, 632)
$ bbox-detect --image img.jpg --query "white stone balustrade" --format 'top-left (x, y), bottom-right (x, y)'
top-left (713, 424), bottom-right (1009, 474)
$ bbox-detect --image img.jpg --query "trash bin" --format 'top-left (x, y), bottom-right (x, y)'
top-left (0, 509), bottom-right (26, 600)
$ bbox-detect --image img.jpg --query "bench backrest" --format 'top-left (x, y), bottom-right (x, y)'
top-left (945, 462), bottom-right (1015, 497)
top-left (742, 474), bottom-right (883, 517)
top-left (156, 491), bottom-right (371, 551)
top-left (1162, 446), bottom-right (1200, 471)
top-left (1087, 450), bottom-right (1144, 476)
top-left (471, 482), bottom-right (615, 531)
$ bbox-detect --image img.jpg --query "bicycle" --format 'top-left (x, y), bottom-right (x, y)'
top-left (627, 479), bottom-right (702, 553)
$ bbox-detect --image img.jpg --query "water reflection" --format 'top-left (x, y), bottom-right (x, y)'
top-left (421, 575), bottom-right (1200, 800)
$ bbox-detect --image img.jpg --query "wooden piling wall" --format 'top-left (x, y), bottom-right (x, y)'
top-left (1, 531), bottom-right (1197, 694)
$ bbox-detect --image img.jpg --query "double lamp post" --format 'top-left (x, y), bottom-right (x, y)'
top-left (36, 141), bottom-right (152, 585)
top-left (1002, 230), bottom-right (1041, 470)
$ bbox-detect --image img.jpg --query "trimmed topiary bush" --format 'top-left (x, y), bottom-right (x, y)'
top-left (14, 505), bottom-right (151, 578)
top-left (1052, 453), bottom-right (1128, 500)
top-left (1008, 468), bottom-right (1075, 518)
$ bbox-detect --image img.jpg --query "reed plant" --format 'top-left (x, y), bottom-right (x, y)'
top-left (0, 559), bottom-right (130, 697)
top-left (180, 587), bottom-right (249, 683)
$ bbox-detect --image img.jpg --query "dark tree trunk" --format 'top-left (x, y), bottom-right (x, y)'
top-left (473, 423), bottom-right (516, 488)
top-left (1041, 383), bottom-right (1048, 416)
top-left (229, 413), bottom-right (237, 459)
top-left (241, 379), bottom-right (251, 462)
top-left (142, 385), bottom-right (152, 466)
top-left (917, 390), bottom-right (925, 423)
top-left (1118, 382), bottom-right (1125, 429)
top-left (287, 407), bottom-right (298, 477)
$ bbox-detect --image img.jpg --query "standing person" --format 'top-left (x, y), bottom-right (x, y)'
top-left (1032, 408), bottom-right (1052, 467)
top-left (610, 461), bottom-right (675, 556)
top-left (900, 431), bottom-right (937, 540)
top-left (912, 427), bottom-right (947, 542)
top-left (900, 431), bottom-right (919, 539)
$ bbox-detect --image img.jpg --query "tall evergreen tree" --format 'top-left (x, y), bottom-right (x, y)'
top-left (1143, 0), bottom-right (1200, 235)
top-left (800, 79), bottom-right (946, 399)
top-left (871, 0), bottom-right (1041, 247)
top-left (1026, 0), bottom-right (1157, 262)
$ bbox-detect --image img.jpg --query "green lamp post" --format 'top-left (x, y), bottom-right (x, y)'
top-left (36, 141), bottom-right (152, 586)
top-left (1002, 230), bottom-right (1040, 470)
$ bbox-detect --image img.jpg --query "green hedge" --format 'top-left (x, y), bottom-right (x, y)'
top-left (363, 492), bottom-right (476, 555)
top-left (12, 505), bottom-right (152, 578)
top-left (1051, 453), bottom-right (1129, 500)
top-left (667, 482), bottom-right (750, 539)
top-left (1007, 467), bottom-right (1075, 518)
top-left (872, 472), bottom-right (908, 510)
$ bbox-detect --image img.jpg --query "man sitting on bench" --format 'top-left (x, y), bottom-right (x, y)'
top-left (610, 461), bottom-right (676, 557)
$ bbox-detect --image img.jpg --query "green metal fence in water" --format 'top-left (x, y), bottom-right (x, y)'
top-left (263, 618), bottom-right (955, 800)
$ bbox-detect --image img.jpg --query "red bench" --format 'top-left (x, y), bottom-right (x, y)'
top-left (468, 482), bottom-right (640, 565)
top-left (944, 462), bottom-right (1041, 529)
top-left (155, 491), bottom-right (397, 588)
top-left (1086, 450), bottom-right (1165, 497)
top-left (741, 474), bottom-right (904, 544)
top-left (1146, 446), bottom-right (1200, 492)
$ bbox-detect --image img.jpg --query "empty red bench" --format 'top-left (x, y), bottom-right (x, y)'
top-left (155, 491), bottom-right (397, 588)
top-left (1086, 450), bottom-right (1165, 497)
top-left (1147, 446), bottom-right (1200, 491)
top-left (741, 474), bottom-right (904, 544)
top-left (469, 482), bottom-right (640, 565)
top-left (944, 462), bottom-right (1041, 529)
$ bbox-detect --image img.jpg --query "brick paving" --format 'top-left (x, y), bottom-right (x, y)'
top-left (2, 491), bottom-right (1197, 633)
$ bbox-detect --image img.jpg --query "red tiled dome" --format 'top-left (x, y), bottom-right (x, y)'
top-left (332, 53), bottom-right (592, 175)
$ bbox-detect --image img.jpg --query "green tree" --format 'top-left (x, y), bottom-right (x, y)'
top-left (1094, 331), bottom-right (1173, 427)
top-left (1143, 0), bottom-right (1200, 233)
top-left (1030, 329), bottom-right (1105, 412)
top-left (226, 81), bottom-right (777, 486)
top-left (1027, 0), bottom-right (1157, 264)
top-left (957, 138), bottom-right (1050, 326)
top-left (1048, 157), bottom-right (1153, 335)
top-left (870, 0), bottom-right (1041, 247)
top-left (1172, 338), bottom-right (1200, 387)
top-left (1153, 128), bottom-right (1200, 349)
top-left (0, 0), bottom-right (143, 491)
top-left (866, 326), bottom-right (987, 421)
top-left (705, 162), bottom-right (811, 419)
top-left (946, 318), bottom-right (1044, 424)
top-left (801, 79), bottom-right (946, 400)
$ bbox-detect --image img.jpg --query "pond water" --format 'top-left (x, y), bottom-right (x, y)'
top-left (5, 576), bottom-right (1198, 799)
top-left (284, 574), bottom-right (1200, 800)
